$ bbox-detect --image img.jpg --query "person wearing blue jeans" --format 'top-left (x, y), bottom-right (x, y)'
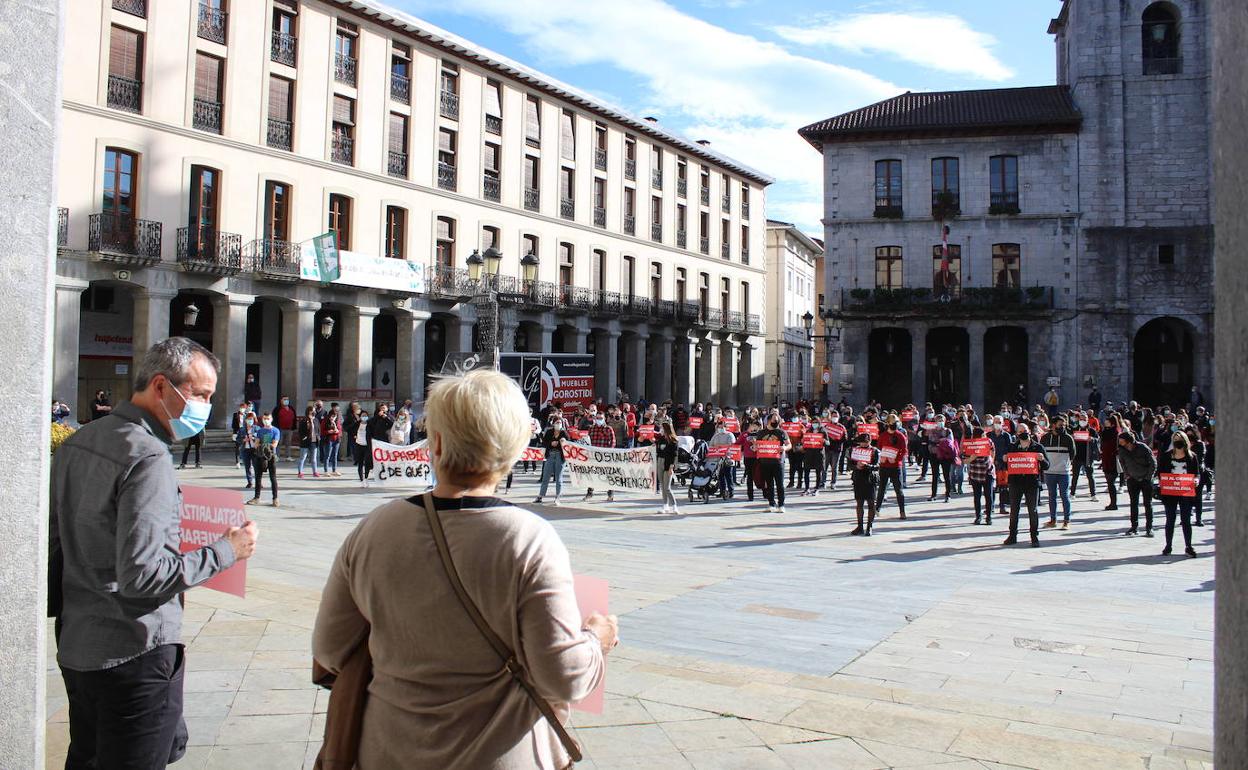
top-left (533, 421), bottom-right (568, 505)
top-left (1045, 472), bottom-right (1071, 527)
top-left (1041, 414), bottom-right (1077, 529)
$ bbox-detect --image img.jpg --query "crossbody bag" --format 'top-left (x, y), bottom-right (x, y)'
top-left (419, 493), bottom-right (584, 764)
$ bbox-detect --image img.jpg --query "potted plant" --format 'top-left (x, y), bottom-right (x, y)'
top-left (932, 191), bottom-right (960, 220)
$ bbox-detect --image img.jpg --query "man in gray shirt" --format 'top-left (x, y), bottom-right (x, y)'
top-left (50, 337), bottom-right (259, 768)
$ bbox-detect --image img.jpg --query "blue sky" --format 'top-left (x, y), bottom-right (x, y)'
top-left (390, 0), bottom-right (1063, 234)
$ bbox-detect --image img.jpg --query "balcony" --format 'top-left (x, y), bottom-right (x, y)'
top-left (677, 300), bottom-right (700, 325)
top-left (557, 285), bottom-right (593, 313)
top-left (390, 72), bottom-right (410, 104)
top-left (874, 203), bottom-right (903, 219)
top-left (651, 223), bottom-right (662, 242)
top-left (721, 194), bottom-right (731, 212)
top-left (590, 290), bottom-right (622, 317)
top-left (331, 134), bottom-right (354, 165)
top-left (741, 248), bottom-right (750, 265)
top-left (266, 118), bottom-right (292, 151)
top-left (245, 239), bottom-right (301, 282)
top-left (334, 53), bottom-right (356, 86)
top-left (700, 236), bottom-right (709, 254)
top-left (440, 90), bottom-right (459, 120)
top-left (835, 286), bottom-right (1055, 319)
top-left (89, 213), bottom-right (162, 265)
top-left (1144, 57), bottom-right (1182, 76)
top-left (624, 215), bottom-right (635, 236)
top-left (676, 229), bottom-right (687, 249)
top-left (438, 163), bottom-right (457, 191)
top-left (989, 192), bottom-right (1020, 215)
top-left (651, 168), bottom-right (663, 189)
top-left (745, 313), bottom-right (760, 335)
top-left (742, 201), bottom-right (750, 219)
top-left (177, 227), bottom-right (243, 275)
top-left (721, 243), bottom-right (730, 260)
top-left (703, 307), bottom-right (724, 330)
top-left (700, 187), bottom-right (710, 206)
top-left (931, 191), bottom-right (961, 220)
top-left (621, 295), bottom-right (651, 319)
top-left (624, 158), bottom-right (636, 180)
top-left (387, 151), bottom-right (408, 178)
top-left (523, 187), bottom-right (540, 212)
top-left (197, 3), bottom-right (227, 44)
top-left (271, 30), bottom-right (296, 66)
top-left (57, 208), bottom-right (68, 248)
top-left (483, 173), bottom-right (501, 202)
top-left (677, 178), bottom-right (687, 198)
top-left (107, 75), bottom-right (142, 113)
top-left (429, 264), bottom-right (473, 300)
top-left (594, 207), bottom-right (606, 228)
top-left (594, 148), bottom-right (607, 171)
top-left (192, 98), bottom-right (222, 134)
top-left (560, 198), bottom-right (575, 221)
top-left (653, 299), bottom-right (676, 322)
top-left (521, 279), bottom-right (557, 310)
top-left (113, 0), bottom-right (145, 17)
top-left (726, 310), bottom-right (745, 333)
top-left (485, 114), bottom-right (502, 135)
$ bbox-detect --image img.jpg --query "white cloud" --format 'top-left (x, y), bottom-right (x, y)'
top-left (774, 12), bottom-right (1014, 82)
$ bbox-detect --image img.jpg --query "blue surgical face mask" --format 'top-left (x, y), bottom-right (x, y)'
top-left (162, 382), bottom-right (212, 441)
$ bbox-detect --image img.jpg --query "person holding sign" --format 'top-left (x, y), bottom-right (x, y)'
top-left (874, 416), bottom-right (907, 519)
top-left (800, 420), bottom-right (828, 496)
top-left (963, 428), bottom-right (996, 525)
top-left (752, 416), bottom-right (791, 513)
top-left (1070, 412), bottom-right (1099, 501)
top-left (314, 369), bottom-right (617, 770)
top-left (1157, 431), bottom-right (1200, 557)
top-left (822, 412), bottom-right (847, 490)
top-left (989, 418), bottom-right (1016, 521)
top-left (849, 432), bottom-right (880, 535)
top-left (533, 416), bottom-right (569, 506)
top-left (50, 338), bottom-right (259, 768)
top-left (1004, 427), bottom-right (1049, 547)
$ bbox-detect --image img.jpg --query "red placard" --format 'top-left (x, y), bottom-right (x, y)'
top-left (996, 470), bottom-right (1010, 486)
top-left (781, 422), bottom-right (804, 440)
top-left (521, 447), bottom-right (545, 462)
top-left (1159, 473), bottom-right (1197, 497)
top-left (637, 424), bottom-right (655, 441)
top-left (963, 438), bottom-right (992, 457)
top-left (879, 446), bottom-right (899, 463)
top-left (567, 428), bottom-right (583, 440)
top-left (857, 423), bottom-right (879, 439)
top-left (572, 574), bottom-right (608, 714)
top-left (921, 421), bottom-right (938, 431)
top-left (723, 417), bottom-right (740, 433)
top-left (1073, 430), bottom-right (1090, 442)
top-left (688, 416), bottom-right (704, 429)
top-left (802, 432), bottom-right (825, 449)
top-left (179, 486), bottom-right (248, 598)
top-left (850, 447), bottom-right (874, 464)
top-left (754, 440), bottom-right (782, 459)
top-left (901, 409), bottom-right (917, 421)
top-left (1006, 452), bottom-right (1040, 475)
top-left (823, 422), bottom-right (846, 440)
top-left (707, 445), bottom-right (743, 461)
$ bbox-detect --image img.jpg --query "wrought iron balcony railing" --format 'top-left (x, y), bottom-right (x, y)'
top-left (387, 151), bottom-right (408, 178)
top-left (522, 279), bottom-right (558, 310)
top-left (271, 30), bottom-right (296, 66)
top-left (440, 90), bottom-right (459, 120)
top-left (192, 98), bottom-right (222, 134)
top-left (677, 178), bottom-right (687, 197)
top-left (621, 295), bottom-right (651, 318)
top-left (390, 72), bottom-right (410, 104)
top-left (651, 223), bottom-right (662, 242)
top-left (594, 148), bottom-right (607, 171)
top-left (429, 264), bottom-right (473, 300)
top-left (57, 208), bottom-right (68, 248)
top-left (331, 134), bottom-right (354, 165)
top-left (560, 198), bottom-right (575, 220)
top-left (334, 53), bottom-right (356, 86)
top-left (726, 310), bottom-right (745, 333)
top-left (704, 307), bottom-right (724, 330)
top-left (721, 242), bottom-right (730, 260)
top-left (700, 187), bottom-right (710, 205)
top-left (113, 0), bottom-right (145, 17)
top-left (741, 248), bottom-right (750, 265)
top-left (653, 299), bottom-right (676, 321)
top-left (721, 193), bottom-right (731, 212)
top-left (676, 229), bottom-right (687, 249)
top-left (624, 215), bottom-right (635, 236)
top-left (700, 236), bottom-right (709, 254)
top-left (745, 314), bottom-right (761, 335)
top-left (197, 3), bottom-right (227, 44)
top-left (557, 285), bottom-right (593, 312)
top-left (245, 239), bottom-right (301, 281)
top-left (1144, 57), bottom-right (1182, 76)
top-left (677, 300), bottom-right (700, 325)
top-left (837, 286), bottom-right (1055, 314)
top-left (107, 75), bottom-right (141, 113)
top-left (594, 207), bottom-right (606, 228)
top-left (624, 158), bottom-right (636, 180)
top-left (652, 168), bottom-right (663, 189)
top-left (267, 118), bottom-right (292, 151)
top-left (177, 227), bottom-right (242, 274)
top-left (524, 187), bottom-right (540, 212)
top-left (485, 114), bottom-right (502, 135)
top-left (438, 162), bottom-right (457, 191)
top-left (742, 201), bottom-right (750, 219)
top-left (483, 174), bottom-right (501, 202)
top-left (88, 212), bottom-right (162, 263)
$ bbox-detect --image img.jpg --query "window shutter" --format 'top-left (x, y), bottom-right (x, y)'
top-left (268, 76), bottom-right (292, 120)
top-left (195, 53), bottom-right (222, 101)
top-left (109, 26), bottom-right (143, 80)
top-left (525, 97), bottom-right (540, 142)
top-left (333, 95), bottom-right (354, 126)
top-left (389, 113), bottom-right (407, 153)
top-left (561, 111), bottom-right (575, 159)
top-left (486, 81), bottom-right (502, 117)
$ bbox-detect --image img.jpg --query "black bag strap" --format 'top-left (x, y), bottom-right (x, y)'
top-left (420, 493), bottom-right (583, 764)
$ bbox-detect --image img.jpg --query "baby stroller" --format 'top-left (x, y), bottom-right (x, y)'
top-left (688, 456), bottom-right (723, 503)
top-left (673, 437), bottom-right (704, 487)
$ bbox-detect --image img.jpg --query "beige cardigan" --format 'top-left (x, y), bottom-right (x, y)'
top-left (313, 496), bottom-right (604, 769)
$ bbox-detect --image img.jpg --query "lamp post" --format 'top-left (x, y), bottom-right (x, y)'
top-left (803, 309), bottom-right (841, 402)
top-left (467, 246), bottom-right (530, 370)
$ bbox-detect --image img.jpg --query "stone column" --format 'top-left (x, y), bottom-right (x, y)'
top-left (53, 282), bottom-right (86, 421)
top-left (648, 331), bottom-right (674, 403)
top-left (449, 312), bottom-right (476, 357)
top-left (210, 293), bottom-right (253, 427)
top-left (0, 2), bottom-right (57, 763)
top-left (396, 310), bottom-right (429, 406)
top-left (132, 288), bottom-right (176, 359)
top-left (718, 337), bottom-right (737, 405)
top-left (341, 306), bottom-right (379, 394)
top-left (699, 338), bottom-right (720, 405)
top-left (499, 317), bottom-right (519, 353)
top-left (967, 322), bottom-right (985, 411)
top-left (623, 329), bottom-right (649, 402)
top-left (738, 339), bottom-right (761, 405)
top-left (674, 334), bottom-right (696, 405)
top-left (1214, 4), bottom-right (1248, 765)
top-left (594, 329), bottom-right (620, 402)
top-left (911, 325), bottom-right (928, 407)
top-left (571, 325), bottom-right (589, 354)
top-left (281, 300), bottom-right (319, 405)
top-left (538, 324), bottom-right (555, 353)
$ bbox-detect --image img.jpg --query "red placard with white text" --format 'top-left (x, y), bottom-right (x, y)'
top-left (1006, 452), bottom-right (1040, 475)
top-left (781, 422), bottom-right (803, 440)
top-left (850, 447), bottom-right (874, 464)
top-left (1073, 430), bottom-right (1090, 442)
top-left (637, 424), bottom-right (655, 441)
top-left (179, 485), bottom-right (248, 598)
top-left (901, 409), bottom-right (917, 421)
top-left (857, 423), bottom-right (879, 439)
top-left (723, 417), bottom-right (740, 433)
top-left (1159, 473), bottom-right (1197, 497)
top-left (879, 447), bottom-right (899, 463)
top-left (921, 421), bottom-right (938, 431)
top-left (688, 416), bottom-right (704, 430)
top-left (823, 422), bottom-right (846, 440)
top-left (754, 440), bottom-right (783, 459)
top-left (707, 445), bottom-right (743, 461)
top-left (567, 428), bottom-right (583, 440)
top-left (963, 438), bottom-right (992, 457)
top-left (802, 432), bottom-right (825, 449)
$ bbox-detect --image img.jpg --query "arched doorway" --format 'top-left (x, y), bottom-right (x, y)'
top-left (868, 327), bottom-right (912, 409)
top-left (312, 308), bottom-right (343, 392)
top-left (927, 327), bottom-right (969, 406)
top-left (424, 316), bottom-right (448, 385)
top-left (169, 290), bottom-right (215, 349)
top-left (1134, 317), bottom-right (1195, 408)
top-left (245, 297), bottom-right (288, 411)
top-left (372, 313), bottom-right (398, 397)
top-left (983, 326), bottom-right (1029, 411)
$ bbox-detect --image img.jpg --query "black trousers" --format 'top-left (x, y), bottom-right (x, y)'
top-left (180, 434), bottom-right (202, 466)
top-left (971, 478), bottom-right (995, 521)
top-left (824, 447), bottom-right (841, 486)
top-left (1126, 477), bottom-right (1154, 530)
top-left (1103, 467), bottom-right (1119, 507)
top-left (1071, 459), bottom-right (1096, 496)
top-left (787, 453), bottom-right (804, 486)
top-left (743, 457), bottom-right (757, 501)
top-left (1162, 496), bottom-right (1194, 548)
top-left (802, 451), bottom-right (825, 489)
top-left (875, 467), bottom-right (905, 514)
top-left (253, 456), bottom-right (278, 500)
top-left (760, 460), bottom-right (784, 506)
top-left (1009, 479), bottom-right (1040, 539)
top-left (62, 643), bottom-right (187, 770)
top-left (930, 459), bottom-right (953, 498)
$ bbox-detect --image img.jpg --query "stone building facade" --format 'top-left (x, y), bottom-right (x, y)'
top-left (801, 0), bottom-right (1213, 411)
top-left (763, 221), bottom-right (821, 405)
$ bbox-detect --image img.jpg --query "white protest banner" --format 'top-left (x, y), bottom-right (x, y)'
top-left (561, 443), bottom-right (656, 492)
top-left (371, 440), bottom-right (434, 485)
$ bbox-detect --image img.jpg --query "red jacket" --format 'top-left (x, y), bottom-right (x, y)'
top-left (274, 405), bottom-right (296, 431)
top-left (876, 427), bottom-right (908, 468)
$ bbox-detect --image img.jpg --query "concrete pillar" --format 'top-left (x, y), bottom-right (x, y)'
top-left (699, 338), bottom-right (720, 405)
top-left (718, 337), bottom-right (737, 405)
top-left (449, 313), bottom-right (475, 355)
top-left (499, 319), bottom-right (519, 353)
top-left (674, 335), bottom-right (696, 406)
top-left (623, 329), bottom-right (649, 402)
top-left (132, 288), bottom-right (176, 359)
top-left (396, 310), bottom-right (429, 406)
top-left (538, 324), bottom-right (555, 353)
top-left (572, 326), bottom-right (589, 354)
top-left (594, 329), bottom-right (620, 402)
top-left (968, 322), bottom-right (985, 411)
top-left (209, 293), bottom-right (253, 427)
top-left (1214, 4), bottom-right (1248, 764)
top-left (738, 339), bottom-right (761, 405)
top-left (912, 325), bottom-right (927, 407)
top-left (1, 1), bottom-right (57, 763)
top-left (281, 300), bottom-right (319, 405)
top-left (649, 332), bottom-right (674, 403)
top-left (53, 283), bottom-right (85, 421)
top-left (341, 306), bottom-right (379, 394)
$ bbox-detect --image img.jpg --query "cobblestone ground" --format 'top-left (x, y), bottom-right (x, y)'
top-left (47, 455), bottom-right (1216, 769)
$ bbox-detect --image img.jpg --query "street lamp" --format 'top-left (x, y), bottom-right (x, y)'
top-left (183, 301), bottom-right (200, 328)
top-left (319, 314), bottom-right (335, 340)
top-left (483, 245), bottom-right (502, 276)
top-left (466, 249), bottom-right (485, 282)
top-left (521, 250), bottom-right (540, 283)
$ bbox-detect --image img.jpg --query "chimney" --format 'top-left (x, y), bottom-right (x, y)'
top-left (696, 139), bottom-right (711, 147)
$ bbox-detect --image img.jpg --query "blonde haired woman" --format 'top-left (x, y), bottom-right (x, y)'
top-left (314, 369), bottom-right (618, 769)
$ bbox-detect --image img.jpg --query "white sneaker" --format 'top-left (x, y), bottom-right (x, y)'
top-left (778, 506), bottom-right (787, 514)
top-left (671, 505), bottom-right (680, 515)
top-left (767, 504), bottom-right (776, 512)
top-left (659, 505), bottom-right (670, 514)
top-left (553, 497), bottom-right (561, 507)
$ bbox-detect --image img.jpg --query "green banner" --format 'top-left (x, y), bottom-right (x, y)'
top-left (312, 232), bottom-right (341, 282)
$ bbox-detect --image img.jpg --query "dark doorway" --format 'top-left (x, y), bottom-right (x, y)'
top-left (868, 327), bottom-right (912, 409)
top-left (373, 313), bottom-right (397, 393)
top-left (1134, 317), bottom-right (1194, 408)
top-left (424, 318), bottom-right (447, 391)
top-left (312, 309), bottom-right (342, 390)
top-left (927, 327), bottom-right (969, 406)
top-left (168, 291), bottom-right (214, 350)
top-left (983, 326), bottom-right (1028, 411)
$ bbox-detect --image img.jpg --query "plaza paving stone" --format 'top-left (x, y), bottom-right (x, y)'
top-left (46, 456), bottom-right (1217, 768)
